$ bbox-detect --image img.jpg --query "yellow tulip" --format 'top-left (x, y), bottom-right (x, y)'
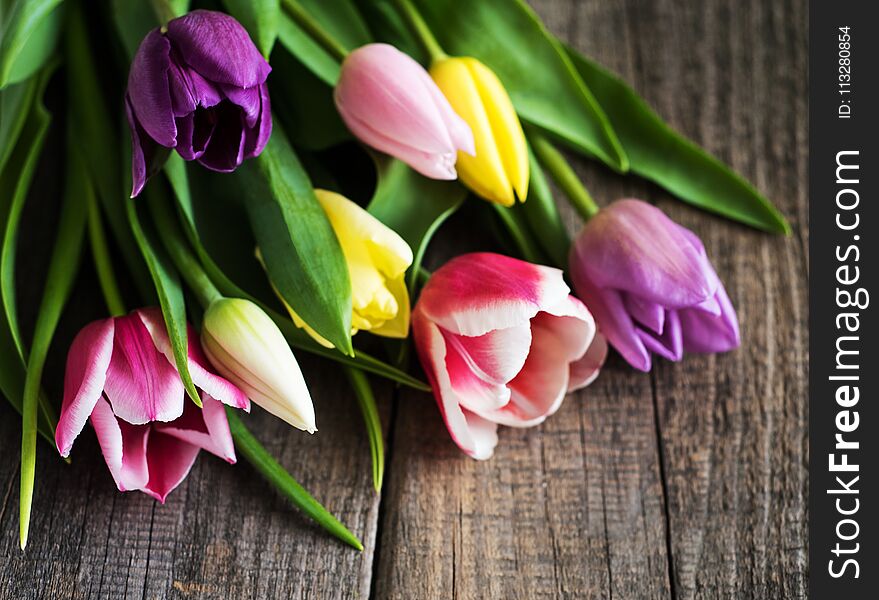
top-left (266, 190), bottom-right (414, 348)
top-left (430, 57), bottom-right (529, 207)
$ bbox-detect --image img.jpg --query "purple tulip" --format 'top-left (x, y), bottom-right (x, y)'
top-left (569, 199), bottom-right (740, 372)
top-left (334, 44), bottom-right (474, 180)
top-left (126, 10), bottom-right (272, 197)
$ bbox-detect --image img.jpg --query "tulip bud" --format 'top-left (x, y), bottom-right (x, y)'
top-left (334, 43), bottom-right (474, 180)
top-left (569, 199), bottom-right (741, 372)
top-left (201, 298), bottom-right (316, 432)
top-left (430, 57), bottom-right (529, 206)
top-left (268, 190), bottom-right (414, 348)
top-left (126, 10), bottom-right (272, 196)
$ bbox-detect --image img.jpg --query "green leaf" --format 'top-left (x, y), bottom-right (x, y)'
top-left (3, 2), bottom-right (62, 86)
top-left (366, 157), bottom-right (466, 293)
top-left (67, 1), bottom-right (154, 297)
top-left (276, 0), bottom-right (371, 85)
top-left (126, 187), bottom-right (202, 407)
top-left (164, 156), bottom-right (430, 392)
top-left (368, 0), bottom-right (627, 171)
top-left (516, 146), bottom-right (570, 268)
top-left (345, 368), bottom-right (384, 492)
top-left (20, 144), bottom-right (88, 550)
top-left (270, 43), bottom-right (350, 150)
top-left (226, 408), bottom-right (364, 550)
top-left (240, 128), bottom-right (354, 355)
top-left (0, 0), bottom-right (63, 88)
top-left (0, 76), bottom-right (37, 174)
top-left (565, 47), bottom-right (790, 234)
top-left (222, 0), bottom-right (279, 57)
top-left (0, 64), bottom-right (53, 361)
top-left (111, 0), bottom-right (158, 59)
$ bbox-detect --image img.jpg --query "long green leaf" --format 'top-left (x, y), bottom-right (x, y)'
top-left (516, 146), bottom-right (570, 268)
top-left (345, 368), bottom-right (384, 492)
top-left (164, 157), bottom-right (429, 391)
top-left (0, 64), bottom-right (53, 360)
top-left (365, 0), bottom-right (627, 171)
top-left (0, 74), bottom-right (38, 174)
top-left (366, 157), bottom-right (466, 293)
top-left (226, 408), bottom-right (364, 550)
top-left (20, 146), bottom-right (88, 550)
top-left (67, 1), bottom-right (153, 298)
top-left (0, 0), bottom-right (62, 88)
top-left (276, 0), bottom-right (371, 85)
top-left (126, 188), bottom-right (202, 407)
top-left (222, 0), bottom-right (280, 58)
top-left (240, 128), bottom-right (353, 355)
top-left (565, 47), bottom-right (790, 234)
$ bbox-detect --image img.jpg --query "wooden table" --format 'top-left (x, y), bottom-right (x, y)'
top-left (0, 0), bottom-right (808, 597)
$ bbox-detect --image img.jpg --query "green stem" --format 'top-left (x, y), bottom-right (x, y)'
top-left (281, 0), bottom-right (349, 63)
top-left (493, 205), bottom-right (543, 264)
top-left (345, 368), bottom-right (384, 492)
top-left (529, 130), bottom-right (600, 221)
top-left (226, 409), bottom-right (364, 550)
top-left (148, 194), bottom-right (222, 308)
top-left (88, 194), bottom-right (126, 317)
top-left (149, 0), bottom-right (177, 26)
top-left (392, 0), bottom-right (447, 63)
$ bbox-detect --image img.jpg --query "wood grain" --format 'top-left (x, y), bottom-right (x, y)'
top-left (0, 0), bottom-right (807, 598)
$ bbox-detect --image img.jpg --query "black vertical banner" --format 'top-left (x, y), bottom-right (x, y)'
top-left (809, 1), bottom-right (877, 597)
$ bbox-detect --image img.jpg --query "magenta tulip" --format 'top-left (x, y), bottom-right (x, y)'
top-left (334, 43), bottom-right (474, 179)
top-left (126, 10), bottom-right (272, 197)
top-left (412, 253), bottom-right (607, 460)
top-left (56, 308), bottom-right (250, 502)
top-left (569, 199), bottom-right (740, 372)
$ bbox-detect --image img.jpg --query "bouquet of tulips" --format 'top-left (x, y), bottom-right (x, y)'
top-left (0, 0), bottom-right (788, 550)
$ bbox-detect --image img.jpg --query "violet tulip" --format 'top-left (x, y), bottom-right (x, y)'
top-left (412, 253), bottom-right (607, 460)
top-left (334, 43), bottom-right (474, 180)
top-left (56, 308), bottom-right (250, 502)
top-left (569, 199), bottom-right (741, 372)
top-left (126, 10), bottom-right (272, 197)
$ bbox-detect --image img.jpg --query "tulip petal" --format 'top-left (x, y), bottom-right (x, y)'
top-left (569, 332), bottom-right (608, 391)
top-left (142, 432), bottom-right (201, 503)
top-left (680, 285), bottom-right (741, 353)
top-left (56, 318), bottom-right (115, 458)
top-left (126, 97), bottom-right (165, 198)
top-left (222, 84), bottom-right (261, 128)
top-left (154, 394), bottom-right (235, 463)
top-left (419, 253), bottom-right (570, 337)
top-left (242, 82), bottom-right (272, 159)
top-left (431, 58), bottom-right (513, 205)
top-left (624, 294), bottom-right (665, 335)
top-left (413, 316), bottom-right (499, 459)
top-left (104, 313), bottom-right (185, 425)
top-left (137, 308), bottom-right (250, 411)
top-left (91, 397), bottom-right (150, 492)
top-left (574, 200), bottom-right (719, 308)
top-left (368, 275), bottom-right (411, 339)
top-left (444, 324), bottom-right (531, 387)
top-left (165, 10), bottom-right (271, 88)
top-left (571, 267), bottom-right (652, 371)
top-left (637, 309), bottom-right (683, 362)
top-left (481, 307), bottom-right (593, 427)
top-left (127, 29), bottom-right (176, 148)
top-left (174, 112), bottom-right (214, 161)
top-left (414, 62), bottom-right (475, 156)
top-left (197, 103), bottom-right (246, 172)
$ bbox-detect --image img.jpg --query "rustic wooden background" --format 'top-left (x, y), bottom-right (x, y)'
top-left (0, 0), bottom-right (808, 598)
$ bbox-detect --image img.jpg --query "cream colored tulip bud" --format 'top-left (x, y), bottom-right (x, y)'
top-left (201, 298), bottom-right (316, 433)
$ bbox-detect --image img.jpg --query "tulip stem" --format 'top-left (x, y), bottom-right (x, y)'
top-left (392, 0), bottom-right (447, 63)
top-left (493, 205), bottom-right (544, 264)
top-left (281, 0), bottom-right (350, 63)
top-left (529, 130), bottom-right (600, 221)
top-left (148, 191), bottom-right (223, 308)
top-left (87, 192), bottom-right (127, 317)
top-left (226, 409), bottom-right (364, 550)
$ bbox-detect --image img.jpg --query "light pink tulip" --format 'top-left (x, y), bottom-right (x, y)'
top-left (334, 43), bottom-right (474, 179)
top-left (412, 253), bottom-right (607, 459)
top-left (56, 308), bottom-right (250, 502)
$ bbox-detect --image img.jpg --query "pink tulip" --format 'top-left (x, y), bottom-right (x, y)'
top-left (334, 43), bottom-right (474, 179)
top-left (412, 253), bottom-right (607, 459)
top-left (56, 308), bottom-right (250, 502)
